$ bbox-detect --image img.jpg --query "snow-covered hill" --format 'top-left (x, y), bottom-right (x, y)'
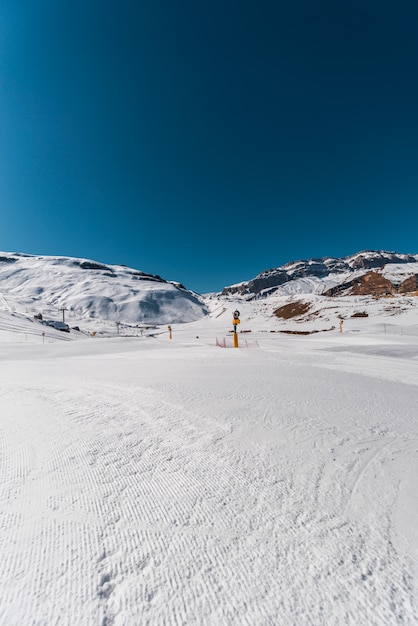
top-left (0, 252), bottom-right (207, 328)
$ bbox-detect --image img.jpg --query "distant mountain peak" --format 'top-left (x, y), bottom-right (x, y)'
top-left (222, 250), bottom-right (418, 298)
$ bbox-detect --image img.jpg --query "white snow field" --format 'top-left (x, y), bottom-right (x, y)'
top-left (0, 252), bottom-right (206, 326)
top-left (1, 314), bottom-right (418, 625)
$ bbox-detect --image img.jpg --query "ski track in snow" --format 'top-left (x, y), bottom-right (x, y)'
top-left (0, 337), bottom-right (418, 625)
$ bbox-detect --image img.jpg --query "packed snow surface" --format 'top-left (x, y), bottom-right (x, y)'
top-left (1, 310), bottom-right (418, 625)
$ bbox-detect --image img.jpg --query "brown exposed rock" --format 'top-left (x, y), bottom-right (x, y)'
top-left (274, 301), bottom-right (311, 319)
top-left (352, 272), bottom-right (394, 295)
top-left (324, 271), bottom-right (418, 297)
top-left (324, 272), bottom-right (395, 297)
top-left (398, 275), bottom-right (418, 293)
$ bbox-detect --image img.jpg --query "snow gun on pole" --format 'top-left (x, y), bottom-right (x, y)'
top-left (232, 310), bottom-right (240, 348)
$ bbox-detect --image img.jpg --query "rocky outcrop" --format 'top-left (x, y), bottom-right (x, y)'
top-left (223, 271), bottom-right (290, 296)
top-left (324, 271), bottom-right (418, 297)
top-left (324, 272), bottom-right (395, 297)
top-left (398, 275), bottom-right (418, 294)
top-left (348, 253), bottom-right (418, 270)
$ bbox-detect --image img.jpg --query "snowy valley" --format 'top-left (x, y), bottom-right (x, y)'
top-left (0, 250), bottom-right (418, 625)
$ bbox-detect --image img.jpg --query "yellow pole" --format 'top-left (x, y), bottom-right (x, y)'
top-left (232, 310), bottom-right (240, 347)
top-left (168, 325), bottom-right (172, 339)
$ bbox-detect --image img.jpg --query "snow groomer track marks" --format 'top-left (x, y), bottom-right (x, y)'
top-left (1, 330), bottom-right (418, 624)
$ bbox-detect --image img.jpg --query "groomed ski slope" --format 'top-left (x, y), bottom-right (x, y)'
top-left (1, 323), bottom-right (417, 625)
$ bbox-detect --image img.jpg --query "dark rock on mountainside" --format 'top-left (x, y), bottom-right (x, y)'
top-left (324, 272), bottom-right (395, 297)
top-left (223, 271), bottom-right (290, 297)
top-left (222, 251), bottom-right (418, 298)
top-left (348, 253), bottom-right (418, 270)
top-left (79, 261), bottom-right (112, 271)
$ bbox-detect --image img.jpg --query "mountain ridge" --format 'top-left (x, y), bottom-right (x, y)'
top-left (1, 250), bottom-right (418, 331)
top-left (222, 250), bottom-right (418, 298)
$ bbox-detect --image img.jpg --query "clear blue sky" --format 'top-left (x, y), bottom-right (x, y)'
top-left (1, 1), bottom-right (417, 293)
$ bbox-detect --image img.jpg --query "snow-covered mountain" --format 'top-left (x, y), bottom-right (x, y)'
top-left (1, 249), bottom-right (418, 340)
top-left (222, 250), bottom-right (418, 298)
top-left (203, 250), bottom-right (418, 335)
top-left (0, 252), bottom-right (207, 326)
